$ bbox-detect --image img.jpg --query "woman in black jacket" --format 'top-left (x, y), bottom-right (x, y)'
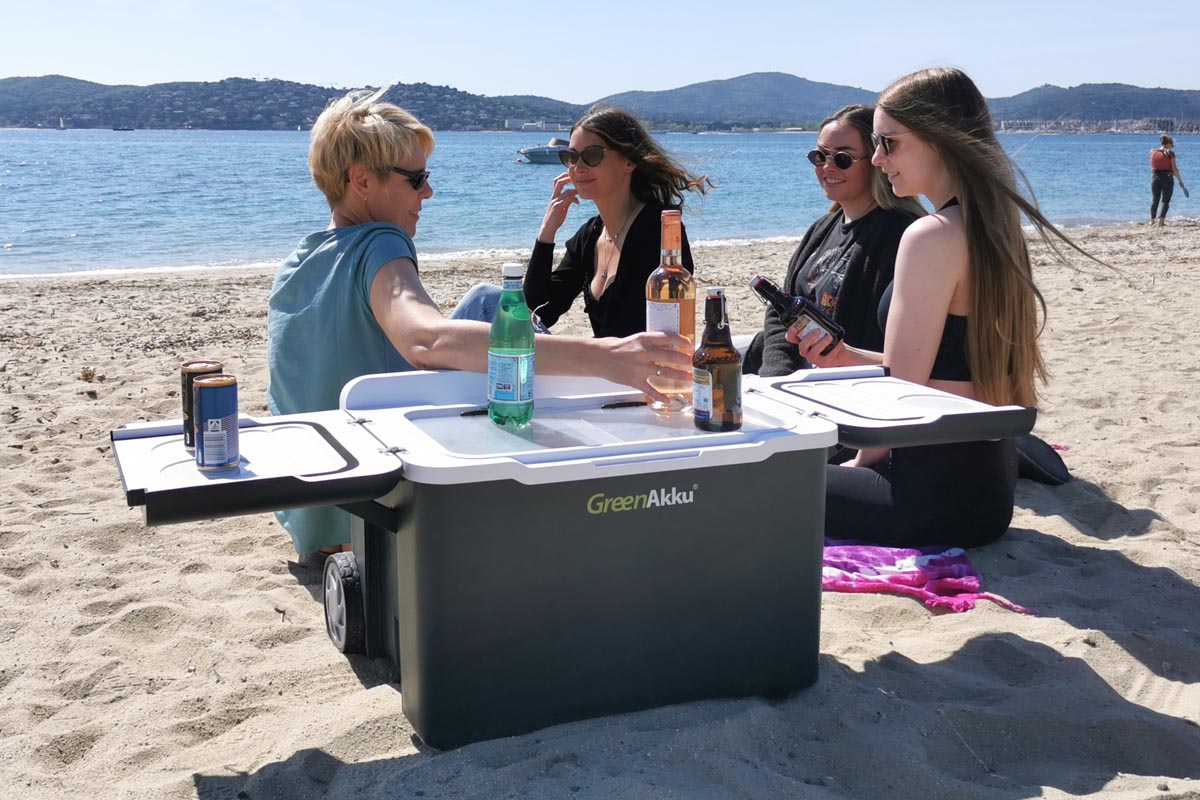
top-left (748, 104), bottom-right (925, 377)
top-left (525, 106), bottom-right (711, 337)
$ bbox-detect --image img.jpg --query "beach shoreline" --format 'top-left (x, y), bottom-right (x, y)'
top-left (1, 222), bottom-right (1198, 799)
top-left (5, 219), bottom-right (1200, 281)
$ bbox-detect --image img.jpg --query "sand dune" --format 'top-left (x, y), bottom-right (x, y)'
top-left (1, 222), bottom-right (1198, 799)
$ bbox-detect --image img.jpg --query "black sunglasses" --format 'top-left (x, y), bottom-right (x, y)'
top-left (806, 149), bottom-right (867, 170)
top-left (391, 165), bottom-right (430, 190)
top-left (558, 145), bottom-right (607, 168)
top-left (870, 130), bottom-right (915, 156)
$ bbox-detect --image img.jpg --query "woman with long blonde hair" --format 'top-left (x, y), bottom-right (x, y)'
top-left (793, 67), bottom-right (1081, 547)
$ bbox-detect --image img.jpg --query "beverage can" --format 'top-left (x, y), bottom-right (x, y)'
top-left (180, 360), bottom-right (223, 450)
top-left (193, 374), bottom-right (240, 471)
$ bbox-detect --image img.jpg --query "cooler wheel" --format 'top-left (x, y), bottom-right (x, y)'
top-left (322, 551), bottom-right (365, 654)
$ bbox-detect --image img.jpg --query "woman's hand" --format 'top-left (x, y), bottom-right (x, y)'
top-left (537, 173), bottom-right (579, 243)
top-left (786, 325), bottom-right (878, 368)
top-left (594, 331), bottom-right (694, 405)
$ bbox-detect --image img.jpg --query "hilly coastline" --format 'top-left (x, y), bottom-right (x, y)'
top-left (1, 72), bottom-right (1197, 132)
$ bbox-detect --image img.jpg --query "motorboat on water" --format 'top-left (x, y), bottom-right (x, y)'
top-left (519, 137), bottom-right (569, 164)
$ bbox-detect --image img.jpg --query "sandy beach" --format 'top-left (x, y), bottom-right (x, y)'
top-left (1, 222), bottom-right (1199, 799)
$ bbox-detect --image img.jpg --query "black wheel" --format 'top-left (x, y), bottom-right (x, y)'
top-left (323, 551), bottom-right (365, 654)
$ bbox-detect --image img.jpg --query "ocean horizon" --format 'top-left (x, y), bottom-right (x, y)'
top-left (1, 129), bottom-right (1192, 278)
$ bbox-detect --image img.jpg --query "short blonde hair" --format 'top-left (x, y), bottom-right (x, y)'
top-left (308, 89), bottom-right (435, 205)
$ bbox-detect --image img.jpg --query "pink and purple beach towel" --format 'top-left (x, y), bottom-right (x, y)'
top-left (822, 541), bottom-right (1032, 614)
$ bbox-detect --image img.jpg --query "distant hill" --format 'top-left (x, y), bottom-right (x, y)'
top-left (989, 83), bottom-right (1200, 125)
top-left (1, 73), bottom-right (1198, 132)
top-left (598, 72), bottom-right (876, 128)
top-left (0, 75), bottom-right (584, 131)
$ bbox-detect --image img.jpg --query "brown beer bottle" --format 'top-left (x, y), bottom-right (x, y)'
top-left (748, 274), bottom-right (844, 356)
top-left (692, 286), bottom-right (742, 432)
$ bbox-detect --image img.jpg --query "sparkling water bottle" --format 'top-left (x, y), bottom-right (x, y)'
top-left (487, 262), bottom-right (536, 427)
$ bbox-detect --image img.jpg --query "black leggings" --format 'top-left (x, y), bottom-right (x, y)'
top-left (1152, 172), bottom-right (1175, 219)
top-left (824, 439), bottom-right (1018, 548)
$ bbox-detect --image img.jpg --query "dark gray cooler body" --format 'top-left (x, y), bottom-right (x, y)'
top-left (111, 367), bottom-right (1034, 749)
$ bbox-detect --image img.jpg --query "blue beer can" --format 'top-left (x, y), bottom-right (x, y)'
top-left (193, 374), bottom-right (240, 471)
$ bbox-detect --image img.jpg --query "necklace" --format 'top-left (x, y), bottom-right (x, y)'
top-left (596, 202), bottom-right (642, 288)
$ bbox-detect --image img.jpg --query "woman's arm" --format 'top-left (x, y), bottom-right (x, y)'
top-left (524, 173), bottom-right (588, 328)
top-left (369, 257), bottom-right (692, 400)
top-left (792, 217), bottom-right (966, 384)
top-left (758, 216), bottom-right (832, 376)
top-left (877, 215), bottom-right (966, 387)
top-left (524, 221), bottom-right (592, 329)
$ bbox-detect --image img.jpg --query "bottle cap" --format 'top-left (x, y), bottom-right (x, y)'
top-left (660, 209), bottom-right (682, 250)
top-left (706, 286), bottom-right (725, 298)
top-left (501, 262), bottom-right (524, 278)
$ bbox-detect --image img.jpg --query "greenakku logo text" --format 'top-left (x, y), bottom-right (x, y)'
top-left (586, 485), bottom-right (697, 515)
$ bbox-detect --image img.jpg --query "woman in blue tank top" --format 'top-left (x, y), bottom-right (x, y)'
top-left (268, 89), bottom-right (693, 559)
top-left (789, 68), bottom-right (1094, 548)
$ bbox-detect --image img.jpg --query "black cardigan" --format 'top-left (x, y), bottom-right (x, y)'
top-left (756, 207), bottom-right (917, 377)
top-left (524, 200), bottom-right (694, 338)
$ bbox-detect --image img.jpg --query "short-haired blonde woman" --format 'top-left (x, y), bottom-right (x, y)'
top-left (1150, 134), bottom-right (1186, 226)
top-left (267, 89), bottom-right (691, 559)
top-left (793, 67), bottom-right (1087, 548)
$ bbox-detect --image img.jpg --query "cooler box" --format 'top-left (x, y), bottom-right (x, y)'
top-left (110, 367), bottom-right (1035, 749)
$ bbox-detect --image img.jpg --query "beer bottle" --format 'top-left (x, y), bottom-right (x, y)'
top-left (487, 263), bottom-right (536, 427)
top-left (693, 286), bottom-right (742, 432)
top-left (645, 209), bottom-right (695, 412)
top-left (748, 274), bottom-right (845, 356)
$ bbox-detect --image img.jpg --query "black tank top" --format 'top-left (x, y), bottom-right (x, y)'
top-left (876, 197), bottom-right (972, 382)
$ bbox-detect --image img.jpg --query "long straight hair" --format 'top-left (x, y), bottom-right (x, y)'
top-left (820, 104), bottom-right (926, 219)
top-left (574, 106), bottom-right (712, 207)
top-left (878, 67), bottom-right (1089, 407)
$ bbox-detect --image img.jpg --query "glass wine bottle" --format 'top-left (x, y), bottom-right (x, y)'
top-left (645, 210), bottom-right (695, 412)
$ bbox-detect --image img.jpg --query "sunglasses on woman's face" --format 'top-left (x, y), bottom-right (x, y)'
top-left (558, 145), bottom-right (607, 168)
top-left (391, 165), bottom-right (430, 191)
top-left (870, 130), bottom-right (916, 156)
top-left (806, 149), bottom-right (866, 170)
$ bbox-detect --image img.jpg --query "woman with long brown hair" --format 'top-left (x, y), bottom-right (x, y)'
top-left (750, 103), bottom-right (924, 376)
top-left (793, 67), bottom-right (1082, 547)
top-left (524, 105), bottom-right (711, 337)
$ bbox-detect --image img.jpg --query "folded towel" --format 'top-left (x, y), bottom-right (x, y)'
top-left (822, 541), bottom-right (1033, 614)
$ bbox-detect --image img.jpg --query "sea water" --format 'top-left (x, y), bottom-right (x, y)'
top-left (0, 129), bottom-right (1189, 277)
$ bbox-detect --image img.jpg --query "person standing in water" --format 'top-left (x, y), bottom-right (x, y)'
top-left (1150, 134), bottom-right (1187, 227)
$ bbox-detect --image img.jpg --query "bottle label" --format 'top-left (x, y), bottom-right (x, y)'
top-left (487, 352), bottom-right (535, 403)
top-left (794, 312), bottom-right (825, 340)
top-left (646, 300), bottom-right (681, 334)
top-left (501, 276), bottom-right (524, 291)
top-left (692, 368), bottom-right (713, 420)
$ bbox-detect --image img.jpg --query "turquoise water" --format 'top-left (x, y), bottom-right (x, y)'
top-left (0, 129), bottom-right (1190, 276)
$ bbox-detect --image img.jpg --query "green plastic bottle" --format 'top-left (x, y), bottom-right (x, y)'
top-left (487, 262), bottom-right (536, 427)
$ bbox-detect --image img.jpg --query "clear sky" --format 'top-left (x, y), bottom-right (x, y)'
top-left (3, 0), bottom-right (1197, 103)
